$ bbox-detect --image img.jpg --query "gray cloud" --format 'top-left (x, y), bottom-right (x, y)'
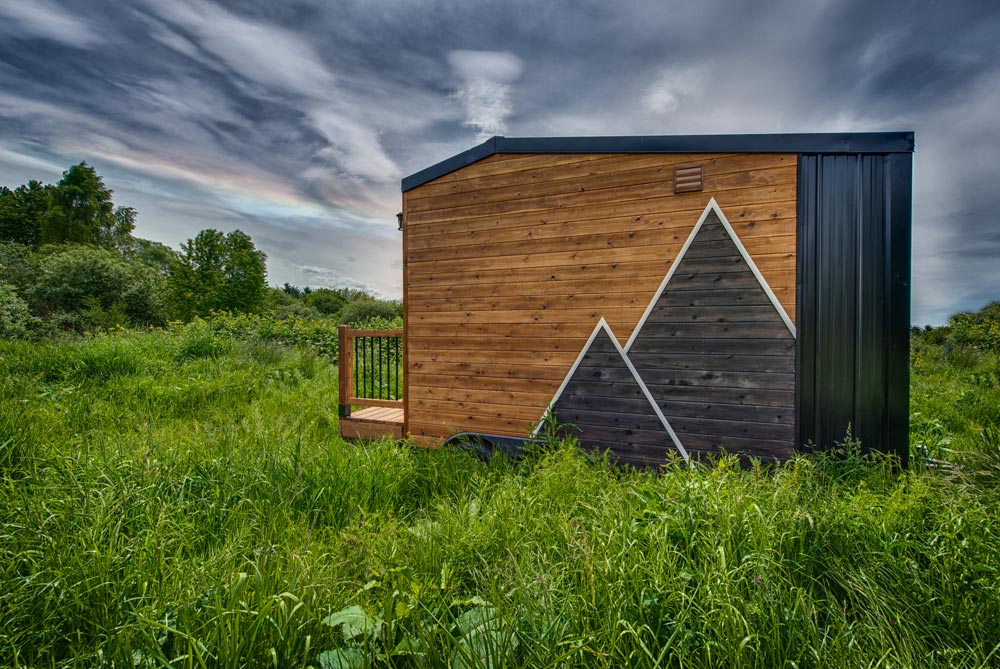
top-left (0, 1), bottom-right (104, 48)
top-left (1, 0), bottom-right (999, 322)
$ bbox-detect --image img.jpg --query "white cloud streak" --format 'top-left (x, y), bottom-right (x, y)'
top-left (0, 1), bottom-right (102, 48)
top-left (145, 1), bottom-right (336, 97)
top-left (448, 50), bottom-right (524, 141)
top-left (643, 66), bottom-right (706, 115)
top-left (145, 0), bottom-right (398, 183)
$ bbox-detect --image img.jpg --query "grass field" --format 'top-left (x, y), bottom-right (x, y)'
top-left (2, 323), bottom-right (999, 668)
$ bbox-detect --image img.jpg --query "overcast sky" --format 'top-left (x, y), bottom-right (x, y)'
top-left (1, 0), bottom-right (998, 324)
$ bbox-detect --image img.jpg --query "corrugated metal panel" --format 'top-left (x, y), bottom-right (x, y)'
top-left (796, 153), bottom-right (912, 465)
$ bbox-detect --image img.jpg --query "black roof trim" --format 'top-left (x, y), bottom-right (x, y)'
top-left (401, 132), bottom-right (915, 191)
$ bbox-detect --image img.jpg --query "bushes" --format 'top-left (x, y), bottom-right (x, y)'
top-left (913, 301), bottom-right (1000, 354)
top-left (29, 245), bottom-right (164, 329)
top-left (338, 297), bottom-right (402, 325)
top-left (947, 301), bottom-right (1000, 351)
top-left (0, 281), bottom-right (37, 339)
top-left (176, 312), bottom-right (341, 359)
top-left (302, 287), bottom-right (347, 315)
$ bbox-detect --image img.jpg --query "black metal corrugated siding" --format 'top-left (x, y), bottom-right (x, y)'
top-left (796, 153), bottom-right (912, 465)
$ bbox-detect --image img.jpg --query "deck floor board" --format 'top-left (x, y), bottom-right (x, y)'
top-left (340, 406), bottom-right (404, 440)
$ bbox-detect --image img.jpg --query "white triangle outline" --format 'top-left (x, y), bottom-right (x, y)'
top-left (623, 197), bottom-right (796, 352)
top-left (531, 317), bottom-right (690, 464)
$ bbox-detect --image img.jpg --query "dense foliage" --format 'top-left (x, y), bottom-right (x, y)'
top-left (30, 245), bottom-right (164, 328)
top-left (0, 163), bottom-right (135, 249)
top-left (167, 229), bottom-right (268, 320)
top-left (0, 312), bottom-right (998, 668)
top-left (910, 306), bottom-right (1000, 473)
top-left (0, 164), bottom-right (401, 336)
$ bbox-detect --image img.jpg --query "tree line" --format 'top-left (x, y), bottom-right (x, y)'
top-left (0, 162), bottom-right (400, 338)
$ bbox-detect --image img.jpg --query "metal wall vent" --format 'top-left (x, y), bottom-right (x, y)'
top-left (673, 163), bottom-right (703, 193)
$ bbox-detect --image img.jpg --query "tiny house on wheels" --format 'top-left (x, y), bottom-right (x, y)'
top-left (339, 132), bottom-right (914, 467)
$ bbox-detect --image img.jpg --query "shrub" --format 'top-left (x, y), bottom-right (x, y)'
top-left (0, 280), bottom-right (37, 339)
top-left (0, 241), bottom-right (39, 290)
top-left (339, 297), bottom-right (402, 326)
top-left (263, 288), bottom-right (322, 320)
top-left (29, 245), bottom-right (164, 329)
top-left (175, 312), bottom-right (341, 359)
top-left (947, 301), bottom-right (1000, 351)
top-left (303, 288), bottom-right (348, 316)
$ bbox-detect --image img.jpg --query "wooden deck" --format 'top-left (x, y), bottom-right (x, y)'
top-left (340, 406), bottom-right (404, 440)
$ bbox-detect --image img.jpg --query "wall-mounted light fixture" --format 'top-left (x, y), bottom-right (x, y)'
top-left (396, 212), bottom-right (403, 231)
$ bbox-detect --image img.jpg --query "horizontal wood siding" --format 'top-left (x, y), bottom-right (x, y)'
top-left (549, 328), bottom-right (678, 465)
top-left (404, 152), bottom-right (797, 441)
top-left (628, 212), bottom-right (796, 460)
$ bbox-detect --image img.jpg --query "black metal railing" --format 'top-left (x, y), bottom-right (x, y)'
top-left (338, 326), bottom-right (403, 417)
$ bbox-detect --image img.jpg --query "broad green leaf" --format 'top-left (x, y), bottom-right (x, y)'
top-left (451, 607), bottom-right (518, 669)
top-left (391, 634), bottom-right (426, 656)
top-left (321, 605), bottom-right (375, 641)
top-left (455, 606), bottom-right (498, 635)
top-left (317, 648), bottom-right (367, 669)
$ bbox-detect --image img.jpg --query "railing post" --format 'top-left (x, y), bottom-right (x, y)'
top-left (338, 325), bottom-right (353, 418)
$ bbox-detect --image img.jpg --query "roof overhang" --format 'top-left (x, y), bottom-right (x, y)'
top-left (401, 132), bottom-right (915, 192)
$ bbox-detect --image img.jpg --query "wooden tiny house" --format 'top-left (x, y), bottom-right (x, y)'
top-left (342, 133), bottom-right (914, 466)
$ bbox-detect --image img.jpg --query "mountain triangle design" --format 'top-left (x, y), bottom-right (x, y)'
top-left (545, 323), bottom-right (683, 467)
top-left (627, 208), bottom-right (796, 460)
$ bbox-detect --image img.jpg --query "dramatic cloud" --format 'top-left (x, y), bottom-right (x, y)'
top-left (643, 66), bottom-right (706, 115)
top-left (0, 0), bottom-right (998, 320)
top-left (448, 50), bottom-right (524, 140)
top-left (0, 1), bottom-right (103, 48)
top-left (144, 0), bottom-right (337, 97)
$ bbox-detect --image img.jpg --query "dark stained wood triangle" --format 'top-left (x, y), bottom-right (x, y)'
top-left (628, 210), bottom-right (797, 461)
top-left (548, 326), bottom-right (682, 467)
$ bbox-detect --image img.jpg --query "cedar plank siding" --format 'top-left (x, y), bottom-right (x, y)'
top-left (549, 326), bottom-right (677, 468)
top-left (403, 152), bottom-right (797, 441)
top-left (627, 211), bottom-right (796, 461)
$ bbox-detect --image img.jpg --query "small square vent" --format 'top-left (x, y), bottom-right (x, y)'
top-left (673, 163), bottom-right (704, 194)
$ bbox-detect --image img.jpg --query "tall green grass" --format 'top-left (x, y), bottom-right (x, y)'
top-left (910, 335), bottom-right (1000, 480)
top-left (1, 328), bottom-right (998, 667)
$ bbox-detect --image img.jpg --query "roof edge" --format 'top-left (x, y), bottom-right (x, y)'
top-left (401, 132), bottom-right (915, 191)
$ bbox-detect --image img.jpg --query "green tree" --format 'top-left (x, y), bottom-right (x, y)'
top-left (42, 162), bottom-right (115, 244)
top-left (29, 246), bottom-right (163, 329)
top-left (127, 238), bottom-right (177, 278)
top-left (302, 287), bottom-right (347, 315)
top-left (263, 287), bottom-right (321, 319)
top-left (40, 162), bottom-right (136, 250)
top-left (338, 297), bottom-right (402, 325)
top-left (168, 229), bottom-right (267, 320)
top-left (98, 205), bottom-right (137, 254)
top-left (0, 180), bottom-right (51, 246)
top-left (281, 283), bottom-right (303, 298)
top-left (221, 230), bottom-right (267, 313)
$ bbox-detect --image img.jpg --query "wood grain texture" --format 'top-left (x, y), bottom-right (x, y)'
top-left (629, 212), bottom-right (796, 459)
top-left (337, 325), bottom-right (353, 417)
top-left (549, 329), bottom-right (677, 461)
top-left (402, 192), bottom-right (411, 436)
top-left (340, 406), bottom-right (404, 441)
top-left (409, 153), bottom-right (795, 200)
top-left (403, 152), bottom-right (797, 441)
